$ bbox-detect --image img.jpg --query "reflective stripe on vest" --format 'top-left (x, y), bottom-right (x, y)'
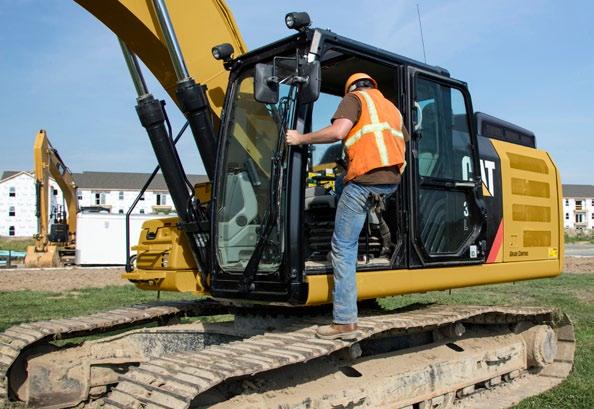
top-left (343, 90), bottom-right (406, 180)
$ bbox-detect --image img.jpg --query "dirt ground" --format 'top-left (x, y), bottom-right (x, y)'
top-left (0, 257), bottom-right (592, 292)
top-left (0, 266), bottom-right (129, 292)
top-left (563, 256), bottom-right (594, 273)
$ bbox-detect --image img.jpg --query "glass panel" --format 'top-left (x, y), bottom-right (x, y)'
top-left (216, 71), bottom-right (293, 272)
top-left (414, 76), bottom-right (478, 257)
top-left (419, 189), bottom-right (471, 254)
top-left (310, 92), bottom-right (343, 168)
top-left (415, 78), bottom-right (473, 181)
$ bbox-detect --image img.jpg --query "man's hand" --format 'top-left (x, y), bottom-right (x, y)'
top-left (286, 118), bottom-right (353, 146)
top-left (286, 129), bottom-right (304, 145)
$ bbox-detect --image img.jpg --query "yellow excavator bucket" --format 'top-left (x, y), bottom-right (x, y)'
top-left (24, 244), bottom-right (59, 268)
top-left (75, 0), bottom-right (247, 117)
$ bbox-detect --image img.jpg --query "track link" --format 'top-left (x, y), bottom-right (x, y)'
top-left (103, 305), bottom-right (573, 409)
top-left (0, 299), bottom-right (226, 401)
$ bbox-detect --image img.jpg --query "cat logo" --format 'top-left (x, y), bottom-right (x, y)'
top-left (480, 159), bottom-right (496, 197)
top-left (461, 157), bottom-right (496, 197)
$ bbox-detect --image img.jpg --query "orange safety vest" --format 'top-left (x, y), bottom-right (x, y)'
top-left (343, 89), bottom-right (406, 183)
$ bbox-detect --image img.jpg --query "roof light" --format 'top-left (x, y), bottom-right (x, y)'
top-left (211, 43), bottom-right (234, 62)
top-left (285, 12), bottom-right (311, 31)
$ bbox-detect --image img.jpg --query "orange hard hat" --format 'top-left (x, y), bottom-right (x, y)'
top-left (344, 73), bottom-right (377, 95)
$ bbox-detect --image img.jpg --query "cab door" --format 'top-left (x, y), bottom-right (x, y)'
top-left (407, 68), bottom-right (487, 266)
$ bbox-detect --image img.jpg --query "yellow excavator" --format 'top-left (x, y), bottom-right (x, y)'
top-left (24, 130), bottom-right (78, 268)
top-left (0, 1), bottom-right (574, 408)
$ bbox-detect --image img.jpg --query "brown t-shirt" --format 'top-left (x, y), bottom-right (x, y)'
top-left (331, 92), bottom-right (409, 185)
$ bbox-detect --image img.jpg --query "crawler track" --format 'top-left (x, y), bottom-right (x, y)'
top-left (103, 305), bottom-right (574, 409)
top-left (0, 303), bottom-right (575, 408)
top-left (0, 299), bottom-right (226, 401)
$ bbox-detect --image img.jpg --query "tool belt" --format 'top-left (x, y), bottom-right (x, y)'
top-left (367, 192), bottom-right (393, 256)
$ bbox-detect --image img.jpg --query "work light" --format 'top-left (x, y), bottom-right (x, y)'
top-left (212, 43), bottom-right (234, 62)
top-left (285, 12), bottom-right (311, 31)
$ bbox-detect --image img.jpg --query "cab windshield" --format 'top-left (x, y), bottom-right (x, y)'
top-left (215, 67), bottom-right (297, 273)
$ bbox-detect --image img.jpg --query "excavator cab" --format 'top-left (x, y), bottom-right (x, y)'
top-left (207, 28), bottom-right (487, 303)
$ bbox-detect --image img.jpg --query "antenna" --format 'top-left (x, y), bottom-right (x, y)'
top-left (416, 3), bottom-right (427, 63)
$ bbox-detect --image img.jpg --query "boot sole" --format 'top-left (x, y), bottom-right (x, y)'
top-left (315, 330), bottom-right (359, 340)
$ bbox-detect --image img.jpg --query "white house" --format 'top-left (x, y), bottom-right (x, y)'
top-left (73, 171), bottom-right (207, 216)
top-left (562, 184), bottom-right (594, 233)
top-left (0, 171), bottom-right (64, 237)
top-left (1, 170), bottom-right (207, 237)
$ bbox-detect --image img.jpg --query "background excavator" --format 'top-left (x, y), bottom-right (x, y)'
top-left (0, 1), bottom-right (575, 408)
top-left (24, 130), bottom-right (78, 268)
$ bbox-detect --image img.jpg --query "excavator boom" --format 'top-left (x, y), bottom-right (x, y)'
top-left (75, 0), bottom-right (247, 117)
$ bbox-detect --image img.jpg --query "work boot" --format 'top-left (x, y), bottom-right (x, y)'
top-left (316, 323), bottom-right (359, 340)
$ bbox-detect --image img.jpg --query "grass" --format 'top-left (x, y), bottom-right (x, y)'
top-left (0, 273), bottom-right (592, 408)
top-left (564, 233), bottom-right (594, 244)
top-left (0, 286), bottom-right (189, 332)
top-left (0, 237), bottom-right (34, 252)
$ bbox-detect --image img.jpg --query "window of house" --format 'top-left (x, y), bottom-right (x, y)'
top-left (8, 226), bottom-right (15, 236)
top-left (119, 191), bottom-right (124, 200)
top-left (77, 194), bottom-right (83, 200)
top-left (53, 188), bottom-right (58, 196)
top-left (9, 187), bottom-right (15, 197)
top-left (118, 209), bottom-right (124, 214)
top-left (139, 209), bottom-right (145, 214)
top-left (8, 206), bottom-right (15, 217)
top-left (156, 193), bottom-right (167, 205)
top-left (566, 213), bottom-right (569, 220)
top-left (565, 199), bottom-right (569, 206)
top-left (94, 192), bottom-right (106, 205)
top-left (576, 213), bottom-right (584, 223)
top-left (591, 199), bottom-right (594, 206)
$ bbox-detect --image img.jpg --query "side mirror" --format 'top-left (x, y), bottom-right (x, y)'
top-left (254, 63), bottom-right (278, 104)
top-left (298, 60), bottom-right (321, 104)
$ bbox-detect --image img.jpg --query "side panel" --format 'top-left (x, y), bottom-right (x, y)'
top-left (491, 139), bottom-right (561, 262)
top-left (122, 217), bottom-right (207, 294)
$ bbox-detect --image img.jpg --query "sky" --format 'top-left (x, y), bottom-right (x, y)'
top-left (0, 0), bottom-right (593, 183)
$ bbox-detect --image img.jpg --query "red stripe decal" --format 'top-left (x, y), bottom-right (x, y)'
top-left (486, 221), bottom-right (504, 263)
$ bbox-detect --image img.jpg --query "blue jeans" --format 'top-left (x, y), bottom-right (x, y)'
top-left (331, 182), bottom-right (398, 324)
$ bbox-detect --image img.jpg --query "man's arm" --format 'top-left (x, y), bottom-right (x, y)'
top-left (286, 118), bottom-right (354, 145)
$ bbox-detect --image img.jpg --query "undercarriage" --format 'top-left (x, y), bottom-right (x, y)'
top-left (0, 301), bottom-right (574, 408)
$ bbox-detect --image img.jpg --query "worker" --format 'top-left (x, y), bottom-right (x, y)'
top-left (286, 73), bottom-right (409, 340)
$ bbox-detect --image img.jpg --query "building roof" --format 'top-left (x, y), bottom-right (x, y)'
top-left (0, 170), bottom-right (33, 183)
top-left (563, 184), bottom-right (594, 198)
top-left (72, 171), bottom-right (208, 191)
top-left (1, 170), bottom-right (208, 191)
